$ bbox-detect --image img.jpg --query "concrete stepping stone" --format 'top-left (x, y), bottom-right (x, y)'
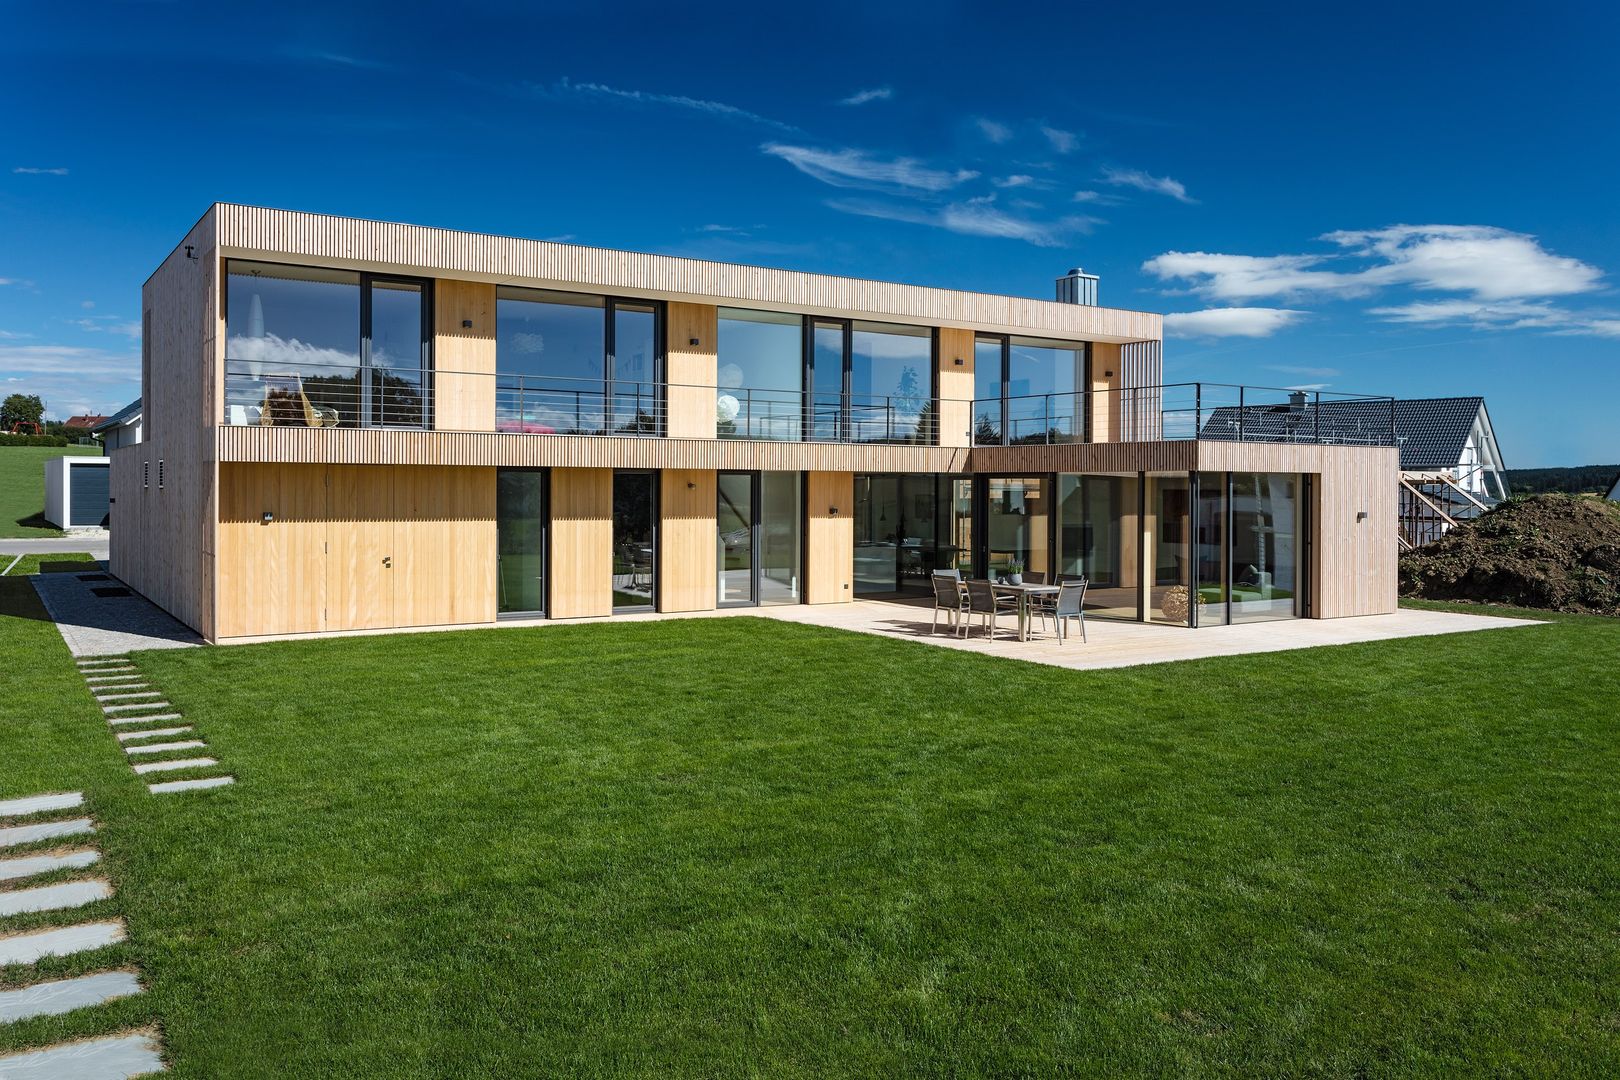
top-left (103, 702), bottom-right (172, 714)
top-left (0, 849), bottom-right (100, 882)
top-left (129, 757), bottom-right (215, 776)
top-left (94, 691), bottom-right (161, 702)
top-left (0, 793), bottom-right (83, 818)
top-left (123, 741), bottom-right (206, 757)
top-left (0, 920), bottom-right (125, 965)
top-left (0, 970), bottom-right (141, 1023)
top-left (0, 818), bottom-right (94, 850)
top-left (115, 726), bottom-right (192, 743)
top-left (76, 658), bottom-right (131, 666)
top-left (84, 672), bottom-right (143, 681)
top-left (0, 1029), bottom-right (165, 1077)
top-left (108, 713), bottom-right (181, 726)
top-left (0, 878), bottom-right (112, 917)
top-left (148, 776), bottom-right (234, 795)
top-left (82, 667), bottom-right (137, 675)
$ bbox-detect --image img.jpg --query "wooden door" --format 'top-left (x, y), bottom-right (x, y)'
top-left (328, 465), bottom-right (395, 631)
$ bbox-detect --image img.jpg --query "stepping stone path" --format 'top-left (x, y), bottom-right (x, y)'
top-left (72, 655), bottom-right (234, 796)
top-left (0, 792), bottom-right (164, 1074)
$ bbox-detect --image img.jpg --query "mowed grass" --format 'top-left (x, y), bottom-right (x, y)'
top-left (4, 606), bottom-right (1619, 1076)
top-left (0, 444), bottom-right (103, 537)
top-left (0, 551), bottom-right (96, 576)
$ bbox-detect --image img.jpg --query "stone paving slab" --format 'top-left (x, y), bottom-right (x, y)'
top-left (103, 702), bottom-right (171, 714)
top-left (123, 741), bottom-right (205, 757)
top-left (0, 793), bottom-right (83, 818)
top-left (0, 818), bottom-right (94, 850)
top-left (148, 776), bottom-right (233, 795)
top-left (0, 970), bottom-right (141, 1023)
top-left (0, 849), bottom-right (100, 883)
top-left (0, 879), bottom-right (112, 917)
top-left (128, 758), bottom-right (215, 776)
top-left (33, 566), bottom-right (202, 658)
top-left (0, 1029), bottom-right (164, 1078)
top-left (107, 713), bottom-right (181, 726)
top-left (0, 920), bottom-right (126, 965)
top-left (115, 727), bottom-right (192, 743)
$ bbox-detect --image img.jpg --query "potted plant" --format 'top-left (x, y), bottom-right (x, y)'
top-left (1004, 561), bottom-right (1024, 586)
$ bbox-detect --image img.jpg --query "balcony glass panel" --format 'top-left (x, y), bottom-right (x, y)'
top-left (1006, 336), bottom-right (1085, 445)
top-left (973, 338), bottom-right (1004, 444)
top-left (368, 280), bottom-right (426, 427)
top-left (851, 322), bottom-right (932, 444)
top-left (611, 302), bottom-right (658, 435)
top-left (717, 308), bottom-right (802, 441)
top-left (496, 288), bottom-right (606, 435)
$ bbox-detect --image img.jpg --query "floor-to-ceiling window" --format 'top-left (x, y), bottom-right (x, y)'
top-left (1147, 473), bottom-right (1192, 625)
top-left (717, 309), bottom-right (802, 440)
top-left (717, 472), bottom-right (755, 606)
top-left (853, 474), bottom-right (951, 596)
top-left (1231, 473), bottom-right (1301, 622)
top-left (810, 321), bottom-right (845, 441)
top-left (495, 289), bottom-right (662, 436)
top-left (225, 261), bottom-right (430, 428)
top-left (973, 337), bottom-right (1005, 444)
top-left (971, 335), bottom-right (1088, 446)
top-left (1195, 472), bottom-right (1229, 626)
top-left (851, 322), bottom-right (932, 443)
top-left (1055, 473), bottom-right (1140, 620)
top-left (983, 477), bottom-right (1051, 580)
top-left (760, 472), bottom-right (802, 605)
top-left (496, 470), bottom-right (546, 616)
top-left (612, 471), bottom-right (657, 611)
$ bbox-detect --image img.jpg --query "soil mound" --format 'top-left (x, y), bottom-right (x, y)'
top-left (1399, 494), bottom-right (1620, 616)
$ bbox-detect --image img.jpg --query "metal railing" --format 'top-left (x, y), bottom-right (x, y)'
top-left (972, 383), bottom-right (1397, 447)
top-left (223, 359), bottom-right (936, 444)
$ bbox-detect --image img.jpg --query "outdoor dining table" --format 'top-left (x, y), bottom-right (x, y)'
top-left (991, 582), bottom-right (1060, 642)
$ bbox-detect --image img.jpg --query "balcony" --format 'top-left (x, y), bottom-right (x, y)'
top-left (222, 360), bottom-right (938, 445)
top-left (971, 383), bottom-right (1397, 447)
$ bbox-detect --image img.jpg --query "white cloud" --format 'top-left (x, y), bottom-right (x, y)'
top-left (762, 143), bottom-right (978, 193)
top-left (1041, 126), bottom-right (1077, 154)
top-left (80, 300), bottom-right (95, 309)
top-left (1266, 364), bottom-right (1342, 378)
top-left (12, 167), bottom-right (68, 176)
top-left (542, 78), bottom-right (797, 133)
top-left (1325, 224), bottom-right (1602, 300)
top-left (975, 118), bottom-right (1013, 144)
top-left (1100, 166), bottom-right (1196, 203)
top-left (825, 196), bottom-right (1097, 248)
top-left (994, 175), bottom-right (1036, 188)
top-left (0, 343), bottom-right (141, 419)
top-left (1163, 307), bottom-right (1308, 338)
top-left (840, 87), bottom-right (892, 106)
top-left (1144, 251), bottom-right (1369, 301)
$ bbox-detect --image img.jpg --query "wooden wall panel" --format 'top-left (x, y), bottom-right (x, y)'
top-left (1090, 342), bottom-right (1122, 444)
top-left (216, 463), bottom-right (328, 638)
top-left (936, 327), bottom-right (975, 449)
top-left (1310, 449), bottom-right (1399, 619)
top-left (393, 465), bottom-right (497, 628)
top-left (549, 468), bottom-right (613, 618)
top-left (805, 472), bottom-right (854, 604)
top-left (665, 303), bottom-right (718, 439)
top-left (215, 204), bottom-right (1163, 344)
top-left (328, 465), bottom-right (394, 631)
top-left (658, 469), bottom-right (717, 612)
top-left (434, 280), bottom-right (496, 432)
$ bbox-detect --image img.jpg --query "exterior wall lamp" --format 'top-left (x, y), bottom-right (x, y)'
top-left (262, 511), bottom-right (274, 525)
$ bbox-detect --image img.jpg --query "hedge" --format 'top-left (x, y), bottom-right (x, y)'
top-left (0, 434), bottom-right (69, 447)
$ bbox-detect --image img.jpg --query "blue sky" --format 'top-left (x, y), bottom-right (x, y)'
top-left (2, 0), bottom-right (1616, 465)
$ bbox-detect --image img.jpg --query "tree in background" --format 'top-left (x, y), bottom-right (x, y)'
top-left (1, 393), bottom-right (45, 430)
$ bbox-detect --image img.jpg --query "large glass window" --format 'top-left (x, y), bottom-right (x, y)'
top-left (1231, 473), bottom-right (1301, 622)
top-left (717, 309), bottom-right (802, 440)
top-left (226, 261), bottom-right (428, 428)
top-left (717, 472), bottom-right (755, 606)
top-left (1055, 473), bottom-right (1140, 620)
top-left (496, 470), bottom-right (546, 616)
top-left (973, 337), bottom-right (1005, 444)
top-left (810, 321), bottom-right (844, 441)
top-left (851, 322), bottom-right (932, 443)
top-left (1195, 472), bottom-right (1229, 626)
top-left (1006, 337), bottom-right (1086, 445)
top-left (611, 302), bottom-right (658, 434)
top-left (760, 472), bottom-right (802, 605)
top-left (853, 474), bottom-right (953, 596)
top-left (612, 472), bottom-right (657, 611)
top-left (984, 477), bottom-right (1051, 580)
top-left (1148, 473), bottom-right (1192, 625)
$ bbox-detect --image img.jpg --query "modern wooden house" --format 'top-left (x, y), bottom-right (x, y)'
top-left (111, 204), bottom-right (1399, 642)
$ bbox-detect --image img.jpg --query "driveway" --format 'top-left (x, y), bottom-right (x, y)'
top-left (0, 535), bottom-right (110, 560)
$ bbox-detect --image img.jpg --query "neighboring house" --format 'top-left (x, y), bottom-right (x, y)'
top-left (92, 398), bottom-right (143, 451)
top-left (63, 413), bottom-right (109, 431)
top-left (43, 455), bottom-right (111, 530)
top-left (110, 204), bottom-right (1400, 642)
top-left (1606, 473), bottom-right (1620, 502)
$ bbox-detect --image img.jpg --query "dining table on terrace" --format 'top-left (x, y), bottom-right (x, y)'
top-left (991, 581), bottom-right (1060, 642)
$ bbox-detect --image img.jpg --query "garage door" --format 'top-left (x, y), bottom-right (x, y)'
top-left (70, 463), bottom-right (110, 528)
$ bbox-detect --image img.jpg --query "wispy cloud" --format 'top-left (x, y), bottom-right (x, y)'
top-left (839, 86), bottom-right (892, 106)
top-left (1041, 125), bottom-right (1078, 154)
top-left (763, 143), bottom-right (978, 193)
top-left (541, 77), bottom-right (798, 133)
top-left (1143, 252), bottom-right (1364, 301)
top-left (994, 175), bottom-right (1036, 189)
top-left (826, 196), bottom-right (1097, 248)
top-left (1100, 166), bottom-right (1196, 204)
top-left (1072, 190), bottom-right (1124, 206)
top-left (975, 118), bottom-right (1013, 144)
top-left (12, 167), bottom-right (68, 176)
top-left (1266, 363), bottom-right (1342, 378)
top-left (0, 343), bottom-right (139, 380)
top-left (285, 48), bottom-right (390, 70)
top-left (1163, 307), bottom-right (1308, 338)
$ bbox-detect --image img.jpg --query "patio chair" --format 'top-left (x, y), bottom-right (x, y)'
top-left (929, 571), bottom-right (968, 635)
top-left (1035, 578), bottom-right (1089, 643)
top-left (258, 374), bottom-right (340, 428)
top-left (962, 579), bottom-right (1015, 640)
top-left (1022, 570), bottom-right (1046, 584)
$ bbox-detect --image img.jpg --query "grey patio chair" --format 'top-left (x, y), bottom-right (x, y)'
top-left (1022, 570), bottom-right (1046, 584)
top-left (963, 579), bottom-right (1015, 639)
top-left (1036, 578), bottom-right (1089, 643)
top-left (930, 571), bottom-right (968, 635)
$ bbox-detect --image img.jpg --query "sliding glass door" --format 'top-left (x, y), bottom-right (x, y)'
top-left (717, 472), bottom-right (755, 606)
top-left (716, 471), bottom-right (803, 607)
top-left (612, 471), bottom-right (657, 612)
top-left (760, 472), bottom-right (802, 605)
top-left (496, 469), bottom-right (547, 616)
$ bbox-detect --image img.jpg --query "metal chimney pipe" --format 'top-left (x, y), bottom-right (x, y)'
top-left (1055, 267), bottom-right (1099, 306)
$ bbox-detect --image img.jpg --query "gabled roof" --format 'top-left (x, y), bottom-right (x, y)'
top-left (91, 398), bottom-right (141, 433)
top-left (64, 414), bottom-right (109, 429)
top-left (1199, 395), bottom-right (1491, 469)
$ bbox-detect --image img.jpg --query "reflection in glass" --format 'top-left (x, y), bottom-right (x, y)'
top-left (811, 322), bottom-right (844, 441)
top-left (985, 477), bottom-right (1050, 579)
top-left (1055, 473), bottom-right (1140, 620)
top-left (369, 281), bottom-right (425, 426)
top-left (496, 470), bottom-right (546, 615)
top-left (1006, 337), bottom-right (1085, 444)
top-left (717, 309), bottom-right (802, 440)
top-left (717, 472), bottom-right (755, 605)
top-left (611, 302), bottom-right (658, 434)
top-left (1196, 472), bottom-right (1229, 625)
top-left (851, 322), bottom-right (931, 443)
top-left (226, 261), bottom-right (361, 426)
top-left (495, 288), bottom-right (606, 434)
top-left (760, 471), bottom-right (801, 605)
top-left (612, 472), bottom-right (656, 611)
top-left (853, 474), bottom-right (947, 595)
top-left (1231, 473), bottom-right (1301, 621)
top-left (973, 337), bottom-right (1004, 444)
top-left (1148, 473), bottom-right (1192, 625)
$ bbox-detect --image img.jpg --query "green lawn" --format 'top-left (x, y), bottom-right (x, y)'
top-left (0, 444), bottom-right (104, 537)
top-left (0, 551), bottom-right (96, 576)
top-left (2, 601), bottom-right (1617, 1076)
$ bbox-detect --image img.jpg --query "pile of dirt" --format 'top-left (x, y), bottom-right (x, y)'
top-left (1400, 493), bottom-right (1620, 616)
